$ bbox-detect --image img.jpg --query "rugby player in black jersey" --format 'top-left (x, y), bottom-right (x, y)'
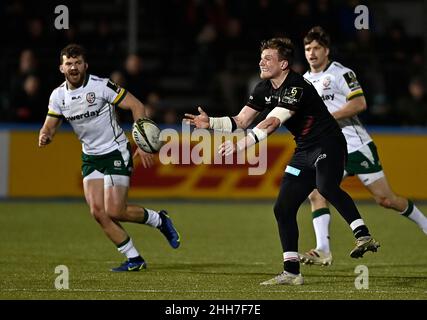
top-left (185, 37), bottom-right (379, 285)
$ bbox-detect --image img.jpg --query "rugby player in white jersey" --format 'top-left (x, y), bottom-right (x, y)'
top-left (38, 44), bottom-right (180, 272)
top-left (299, 27), bottom-right (427, 266)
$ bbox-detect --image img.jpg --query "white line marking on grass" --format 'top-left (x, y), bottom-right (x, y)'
top-left (89, 261), bottom-right (269, 265)
top-left (2, 288), bottom-right (426, 294)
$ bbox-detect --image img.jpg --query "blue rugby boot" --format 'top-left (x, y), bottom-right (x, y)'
top-left (158, 210), bottom-right (181, 249)
top-left (111, 258), bottom-right (147, 272)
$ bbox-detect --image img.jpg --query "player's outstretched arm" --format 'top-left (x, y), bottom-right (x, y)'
top-left (117, 92), bottom-right (147, 122)
top-left (219, 107), bottom-right (293, 156)
top-left (219, 117), bottom-right (281, 156)
top-left (38, 116), bottom-right (62, 147)
top-left (184, 105), bottom-right (259, 131)
top-left (118, 92), bottom-right (156, 168)
top-left (184, 107), bottom-right (210, 129)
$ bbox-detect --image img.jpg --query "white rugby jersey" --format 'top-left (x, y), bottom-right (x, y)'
top-left (304, 61), bottom-right (372, 153)
top-left (47, 74), bottom-right (128, 155)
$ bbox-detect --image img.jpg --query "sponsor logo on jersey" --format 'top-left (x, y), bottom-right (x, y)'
top-left (281, 87), bottom-right (303, 106)
top-left (360, 160), bottom-right (369, 169)
top-left (265, 96), bottom-right (271, 104)
top-left (65, 109), bottom-right (101, 121)
top-left (71, 95), bottom-right (81, 100)
top-left (323, 76), bottom-right (331, 88)
top-left (343, 71), bottom-right (361, 90)
top-left (321, 93), bottom-right (335, 101)
top-left (60, 99), bottom-right (70, 111)
top-left (314, 153), bottom-right (327, 166)
top-left (107, 79), bottom-right (122, 94)
top-left (86, 92), bottom-right (96, 104)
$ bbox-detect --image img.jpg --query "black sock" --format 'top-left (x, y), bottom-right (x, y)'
top-left (353, 225), bottom-right (370, 239)
top-left (284, 260), bottom-right (300, 275)
top-left (129, 256), bottom-right (144, 263)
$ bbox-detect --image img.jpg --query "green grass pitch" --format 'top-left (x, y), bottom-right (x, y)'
top-left (0, 201), bottom-right (426, 300)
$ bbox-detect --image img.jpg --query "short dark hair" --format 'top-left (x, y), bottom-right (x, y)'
top-left (260, 37), bottom-right (294, 65)
top-left (304, 26), bottom-right (331, 48)
top-left (60, 44), bottom-right (87, 64)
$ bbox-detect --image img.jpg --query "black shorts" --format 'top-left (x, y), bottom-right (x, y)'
top-left (285, 134), bottom-right (347, 183)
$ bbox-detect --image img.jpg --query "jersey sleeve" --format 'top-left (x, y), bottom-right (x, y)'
top-left (337, 68), bottom-right (364, 101)
top-left (47, 89), bottom-right (64, 119)
top-left (246, 82), bottom-right (267, 112)
top-left (102, 79), bottom-right (128, 106)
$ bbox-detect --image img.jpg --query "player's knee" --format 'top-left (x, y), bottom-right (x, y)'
top-left (89, 205), bottom-right (106, 224)
top-left (308, 190), bottom-right (325, 206)
top-left (105, 203), bottom-right (126, 220)
top-left (376, 196), bottom-right (393, 209)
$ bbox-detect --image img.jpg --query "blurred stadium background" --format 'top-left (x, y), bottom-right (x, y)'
top-left (1, 0), bottom-right (427, 200)
top-left (2, 0), bottom-right (427, 125)
top-left (0, 0), bottom-right (426, 300)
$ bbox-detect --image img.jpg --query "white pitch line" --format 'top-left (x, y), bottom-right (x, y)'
top-left (1, 288), bottom-right (426, 294)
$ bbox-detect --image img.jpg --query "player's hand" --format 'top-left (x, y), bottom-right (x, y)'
top-left (38, 133), bottom-right (52, 147)
top-left (135, 148), bottom-right (155, 168)
top-left (184, 107), bottom-right (210, 129)
top-left (218, 140), bottom-right (237, 156)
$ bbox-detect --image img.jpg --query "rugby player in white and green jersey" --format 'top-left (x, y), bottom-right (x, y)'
top-left (299, 27), bottom-right (427, 266)
top-left (38, 44), bottom-right (180, 272)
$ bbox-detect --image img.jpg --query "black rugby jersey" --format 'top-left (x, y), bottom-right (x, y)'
top-left (247, 70), bottom-right (342, 149)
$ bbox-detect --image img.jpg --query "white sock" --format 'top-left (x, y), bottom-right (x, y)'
top-left (283, 251), bottom-right (299, 262)
top-left (402, 201), bottom-right (427, 234)
top-left (117, 238), bottom-right (140, 259)
top-left (144, 208), bottom-right (161, 228)
top-left (312, 209), bottom-right (331, 253)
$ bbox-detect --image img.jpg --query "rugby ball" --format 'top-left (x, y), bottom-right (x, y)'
top-left (132, 118), bottom-right (162, 153)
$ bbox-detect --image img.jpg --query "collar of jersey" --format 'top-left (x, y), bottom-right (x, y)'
top-left (308, 60), bottom-right (333, 76)
top-left (65, 73), bottom-right (90, 91)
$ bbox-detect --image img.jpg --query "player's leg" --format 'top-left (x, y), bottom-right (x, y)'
top-left (83, 174), bottom-right (144, 271)
top-left (102, 142), bottom-right (181, 249)
top-left (363, 175), bottom-right (427, 235)
top-left (103, 174), bottom-right (180, 248)
top-left (314, 137), bottom-right (379, 258)
top-left (350, 141), bottom-right (427, 234)
top-left (87, 145), bottom-right (147, 271)
top-left (308, 190), bottom-right (331, 252)
top-left (126, 204), bottom-right (181, 249)
top-left (102, 179), bottom-right (147, 271)
top-left (300, 189), bottom-right (333, 265)
top-left (261, 153), bottom-right (315, 285)
top-left (83, 174), bottom-right (128, 244)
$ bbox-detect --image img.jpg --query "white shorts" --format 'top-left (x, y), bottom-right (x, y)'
top-left (83, 170), bottom-right (130, 188)
top-left (343, 169), bottom-right (385, 186)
